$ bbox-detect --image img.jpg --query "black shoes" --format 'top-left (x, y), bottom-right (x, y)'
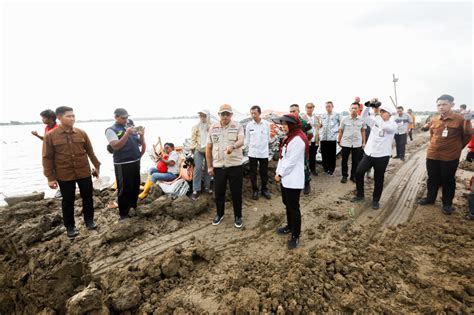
top-left (327, 171), bottom-right (334, 176)
top-left (372, 201), bottom-right (380, 210)
top-left (442, 205), bottom-right (454, 215)
top-left (234, 216), bottom-right (243, 228)
top-left (392, 156), bottom-right (400, 159)
top-left (66, 226), bottom-right (79, 239)
top-left (120, 214), bottom-right (130, 220)
top-left (417, 198), bottom-right (435, 205)
top-left (304, 182), bottom-right (311, 195)
top-left (350, 176), bottom-right (356, 183)
top-left (277, 225), bottom-right (291, 235)
top-left (212, 214), bottom-right (224, 226)
top-left (191, 191), bottom-right (200, 200)
top-left (288, 235), bottom-right (299, 250)
top-left (252, 191), bottom-right (259, 200)
top-left (341, 177), bottom-right (348, 183)
top-left (261, 190), bottom-right (271, 200)
top-left (351, 196), bottom-right (365, 203)
top-left (85, 221), bottom-right (98, 230)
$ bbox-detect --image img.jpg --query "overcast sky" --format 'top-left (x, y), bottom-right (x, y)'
top-left (1, 0), bottom-right (472, 123)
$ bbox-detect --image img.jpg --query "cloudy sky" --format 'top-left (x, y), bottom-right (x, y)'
top-left (1, 0), bottom-right (472, 122)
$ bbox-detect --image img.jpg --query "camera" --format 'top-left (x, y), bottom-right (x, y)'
top-left (364, 100), bottom-right (382, 108)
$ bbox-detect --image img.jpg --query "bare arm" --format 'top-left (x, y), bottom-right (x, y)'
top-left (110, 128), bottom-right (134, 151)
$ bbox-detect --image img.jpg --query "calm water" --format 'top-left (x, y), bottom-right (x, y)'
top-left (0, 119), bottom-right (196, 205)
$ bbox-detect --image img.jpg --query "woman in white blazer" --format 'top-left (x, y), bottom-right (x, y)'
top-left (273, 113), bottom-right (309, 249)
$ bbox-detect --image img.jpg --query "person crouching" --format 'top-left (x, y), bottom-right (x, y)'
top-left (273, 113), bottom-right (309, 250)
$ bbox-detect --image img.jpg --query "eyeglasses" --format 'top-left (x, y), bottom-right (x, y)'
top-left (220, 112), bottom-right (232, 117)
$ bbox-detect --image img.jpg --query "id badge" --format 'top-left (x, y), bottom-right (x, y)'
top-left (379, 130), bottom-right (384, 137)
top-left (442, 129), bottom-right (448, 137)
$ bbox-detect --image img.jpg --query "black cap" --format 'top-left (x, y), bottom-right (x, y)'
top-left (114, 108), bottom-right (129, 118)
top-left (271, 114), bottom-right (297, 125)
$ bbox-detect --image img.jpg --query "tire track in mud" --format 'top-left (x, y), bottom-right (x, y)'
top-left (355, 144), bottom-right (428, 242)
top-left (90, 194), bottom-right (318, 276)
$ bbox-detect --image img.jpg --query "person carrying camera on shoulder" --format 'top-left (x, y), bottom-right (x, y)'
top-left (352, 98), bottom-right (397, 210)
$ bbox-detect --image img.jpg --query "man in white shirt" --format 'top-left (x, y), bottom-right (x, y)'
top-left (338, 103), bottom-right (366, 183)
top-left (352, 99), bottom-right (397, 210)
top-left (245, 105), bottom-right (271, 200)
top-left (320, 101), bottom-right (341, 175)
top-left (301, 102), bottom-right (321, 176)
top-left (393, 106), bottom-right (413, 161)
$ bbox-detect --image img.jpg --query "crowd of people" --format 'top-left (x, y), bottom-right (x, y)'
top-left (34, 94), bottom-right (473, 248)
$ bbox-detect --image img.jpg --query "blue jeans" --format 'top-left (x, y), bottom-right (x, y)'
top-left (192, 150), bottom-right (211, 192)
top-left (149, 167), bottom-right (177, 183)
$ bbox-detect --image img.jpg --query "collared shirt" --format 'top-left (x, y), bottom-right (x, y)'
top-left (276, 136), bottom-right (305, 189)
top-left (427, 112), bottom-right (472, 161)
top-left (339, 116), bottom-right (366, 148)
top-left (43, 125), bottom-right (101, 182)
top-left (394, 113), bottom-right (413, 134)
top-left (301, 113), bottom-right (320, 143)
top-left (362, 108), bottom-right (397, 157)
top-left (207, 120), bottom-right (244, 168)
top-left (320, 112), bottom-right (341, 141)
top-left (245, 119), bottom-right (270, 159)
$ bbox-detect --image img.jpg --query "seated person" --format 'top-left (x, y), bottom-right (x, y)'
top-left (151, 143), bottom-right (180, 182)
top-left (139, 143), bottom-right (180, 199)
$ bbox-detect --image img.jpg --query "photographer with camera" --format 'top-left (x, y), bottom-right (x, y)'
top-left (352, 98), bottom-right (397, 210)
top-left (417, 95), bottom-right (472, 215)
top-left (106, 108), bottom-right (146, 220)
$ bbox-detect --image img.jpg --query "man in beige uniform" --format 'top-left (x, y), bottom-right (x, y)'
top-left (206, 104), bottom-right (245, 228)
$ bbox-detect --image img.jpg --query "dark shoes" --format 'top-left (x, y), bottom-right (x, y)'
top-left (288, 235), bottom-right (299, 250)
top-left (372, 201), bottom-right (380, 210)
top-left (85, 221), bottom-right (98, 230)
top-left (351, 196), bottom-right (365, 203)
top-left (392, 156), bottom-right (400, 159)
top-left (191, 191), bottom-right (200, 200)
top-left (304, 182), bottom-right (311, 195)
top-left (442, 205), bottom-right (454, 215)
top-left (262, 190), bottom-right (271, 200)
top-left (341, 177), bottom-right (348, 183)
top-left (350, 176), bottom-right (356, 183)
top-left (327, 171), bottom-right (334, 176)
top-left (120, 214), bottom-right (130, 220)
top-left (417, 198), bottom-right (435, 205)
top-left (212, 214), bottom-right (224, 226)
top-left (234, 216), bottom-right (243, 228)
top-left (66, 227), bottom-right (79, 239)
top-left (252, 191), bottom-right (259, 200)
top-left (277, 225), bottom-right (291, 235)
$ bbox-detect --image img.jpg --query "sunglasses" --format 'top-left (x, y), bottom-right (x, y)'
top-left (220, 112), bottom-right (232, 117)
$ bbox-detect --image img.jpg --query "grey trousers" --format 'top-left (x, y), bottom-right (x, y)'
top-left (193, 150), bottom-right (211, 192)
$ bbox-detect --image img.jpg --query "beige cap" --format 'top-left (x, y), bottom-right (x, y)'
top-left (218, 104), bottom-right (233, 114)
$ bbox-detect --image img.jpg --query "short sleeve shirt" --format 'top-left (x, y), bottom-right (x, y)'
top-left (167, 151), bottom-right (180, 174)
top-left (339, 116), bottom-right (366, 148)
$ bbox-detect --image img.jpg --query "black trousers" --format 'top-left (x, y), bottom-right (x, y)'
top-left (309, 142), bottom-right (319, 173)
top-left (249, 157), bottom-right (269, 192)
top-left (426, 159), bottom-right (459, 206)
top-left (341, 146), bottom-right (362, 178)
top-left (408, 129), bottom-right (413, 141)
top-left (394, 134), bottom-right (407, 158)
top-left (320, 140), bottom-right (337, 173)
top-left (214, 166), bottom-right (243, 218)
top-left (355, 155), bottom-right (390, 202)
top-left (58, 176), bottom-right (94, 229)
top-left (281, 185), bottom-right (302, 238)
top-left (114, 160), bottom-right (141, 217)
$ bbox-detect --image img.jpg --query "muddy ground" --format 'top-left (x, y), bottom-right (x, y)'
top-left (1, 132), bottom-right (473, 314)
